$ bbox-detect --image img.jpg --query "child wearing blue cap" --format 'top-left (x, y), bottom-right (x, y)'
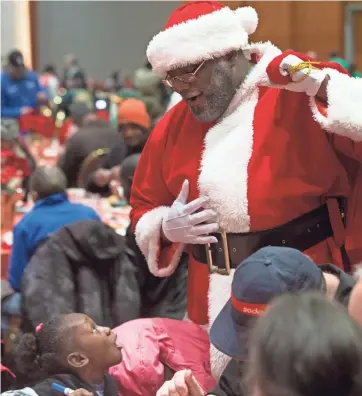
top-left (7, 313), bottom-right (122, 396)
top-left (156, 246), bottom-right (357, 396)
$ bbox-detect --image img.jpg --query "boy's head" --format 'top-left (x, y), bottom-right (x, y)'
top-left (15, 313), bottom-right (122, 384)
top-left (117, 99), bottom-right (151, 148)
top-left (120, 154), bottom-right (141, 202)
top-left (29, 166), bottom-right (68, 201)
top-left (210, 247), bottom-right (323, 361)
top-left (7, 49), bottom-right (26, 80)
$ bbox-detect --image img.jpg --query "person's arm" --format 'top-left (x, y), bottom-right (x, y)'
top-left (156, 370), bottom-right (206, 396)
top-left (130, 115), bottom-right (184, 278)
top-left (110, 321), bottom-right (164, 395)
top-left (8, 224), bottom-right (29, 291)
top-left (1, 77), bottom-right (23, 118)
top-left (57, 136), bottom-right (79, 186)
top-left (85, 143), bottom-right (125, 193)
top-left (311, 70), bottom-right (362, 139)
top-left (85, 150), bottom-right (114, 193)
top-left (264, 50), bottom-right (362, 140)
top-left (207, 360), bottom-right (245, 396)
top-left (34, 72), bottom-right (46, 95)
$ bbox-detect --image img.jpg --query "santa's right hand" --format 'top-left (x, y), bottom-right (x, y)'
top-left (162, 180), bottom-right (219, 245)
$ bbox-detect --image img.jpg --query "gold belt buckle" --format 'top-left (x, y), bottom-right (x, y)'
top-left (205, 230), bottom-right (231, 275)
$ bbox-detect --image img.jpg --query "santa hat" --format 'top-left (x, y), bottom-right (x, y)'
top-left (147, 1), bottom-right (258, 78)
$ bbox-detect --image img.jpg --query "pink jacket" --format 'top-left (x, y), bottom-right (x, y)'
top-left (110, 318), bottom-right (215, 395)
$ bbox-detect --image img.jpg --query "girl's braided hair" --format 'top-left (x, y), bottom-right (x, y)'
top-left (14, 315), bottom-right (73, 385)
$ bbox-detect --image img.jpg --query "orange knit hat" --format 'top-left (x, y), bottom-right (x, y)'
top-left (117, 98), bottom-right (151, 130)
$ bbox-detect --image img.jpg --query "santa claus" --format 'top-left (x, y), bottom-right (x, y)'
top-left (130, 1), bottom-right (362, 375)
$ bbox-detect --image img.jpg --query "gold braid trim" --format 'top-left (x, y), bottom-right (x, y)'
top-left (288, 61), bottom-right (321, 83)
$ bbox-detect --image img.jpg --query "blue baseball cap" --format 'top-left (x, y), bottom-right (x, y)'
top-left (209, 246), bottom-right (323, 360)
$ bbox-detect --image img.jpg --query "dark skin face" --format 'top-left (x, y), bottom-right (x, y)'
top-left (167, 51), bottom-right (251, 122)
top-left (8, 65), bottom-right (26, 80)
top-left (120, 124), bottom-right (147, 148)
top-left (62, 314), bottom-right (122, 384)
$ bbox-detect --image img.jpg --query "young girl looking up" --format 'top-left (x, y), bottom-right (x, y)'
top-left (11, 313), bottom-right (122, 396)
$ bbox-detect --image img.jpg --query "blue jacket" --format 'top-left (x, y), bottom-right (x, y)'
top-left (8, 193), bottom-right (100, 290)
top-left (1, 70), bottom-right (44, 118)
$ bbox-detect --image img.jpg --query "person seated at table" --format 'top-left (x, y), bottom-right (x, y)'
top-left (1, 49), bottom-right (48, 119)
top-left (86, 99), bottom-right (151, 196)
top-left (121, 154), bottom-right (188, 319)
top-left (1, 119), bottom-right (36, 201)
top-left (8, 166), bottom-right (100, 292)
top-left (58, 103), bottom-right (119, 187)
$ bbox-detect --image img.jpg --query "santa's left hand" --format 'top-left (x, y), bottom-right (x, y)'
top-left (265, 51), bottom-right (328, 97)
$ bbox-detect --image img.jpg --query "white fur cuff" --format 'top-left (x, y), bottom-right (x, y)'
top-left (310, 69), bottom-right (362, 140)
top-left (135, 206), bottom-right (184, 277)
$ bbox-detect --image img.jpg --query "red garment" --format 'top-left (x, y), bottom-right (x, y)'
top-left (1, 149), bottom-right (30, 179)
top-left (19, 114), bottom-right (55, 138)
top-left (110, 318), bottom-right (215, 396)
top-left (130, 43), bottom-right (362, 329)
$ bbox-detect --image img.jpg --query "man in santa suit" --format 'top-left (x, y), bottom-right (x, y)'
top-left (130, 1), bottom-right (362, 375)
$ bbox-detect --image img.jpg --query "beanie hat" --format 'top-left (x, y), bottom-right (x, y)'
top-left (147, 1), bottom-right (258, 78)
top-left (117, 98), bottom-right (151, 130)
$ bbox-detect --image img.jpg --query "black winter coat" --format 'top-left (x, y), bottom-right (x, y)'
top-left (5, 373), bottom-right (118, 396)
top-left (21, 220), bottom-right (141, 331)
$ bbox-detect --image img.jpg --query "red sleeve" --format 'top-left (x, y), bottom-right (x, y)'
top-left (309, 69), bottom-right (362, 141)
top-left (130, 109), bottom-right (185, 278)
top-left (130, 113), bottom-right (175, 228)
top-left (110, 319), bottom-right (164, 396)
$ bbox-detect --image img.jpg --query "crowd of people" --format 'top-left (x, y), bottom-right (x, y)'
top-left (2, 1), bottom-right (362, 395)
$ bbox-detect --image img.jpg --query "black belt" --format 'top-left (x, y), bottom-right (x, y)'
top-left (191, 204), bottom-right (333, 275)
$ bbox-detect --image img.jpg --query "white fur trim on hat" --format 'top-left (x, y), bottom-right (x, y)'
top-left (147, 6), bottom-right (258, 78)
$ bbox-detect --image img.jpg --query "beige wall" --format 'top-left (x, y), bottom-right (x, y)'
top-left (1, 0), bottom-right (32, 67)
top-left (35, 1), bottom-right (180, 78)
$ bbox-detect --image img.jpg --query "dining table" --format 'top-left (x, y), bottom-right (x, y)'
top-left (1, 137), bottom-right (131, 279)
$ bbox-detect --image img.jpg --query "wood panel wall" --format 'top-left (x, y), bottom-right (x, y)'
top-left (354, 10), bottom-right (362, 70)
top-left (29, 0), bottom-right (38, 70)
top-left (224, 1), bottom-right (345, 62)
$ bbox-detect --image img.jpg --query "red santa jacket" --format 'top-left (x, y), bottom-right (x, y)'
top-left (130, 43), bottom-right (362, 332)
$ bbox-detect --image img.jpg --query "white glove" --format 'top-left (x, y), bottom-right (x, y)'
top-left (279, 55), bottom-right (327, 97)
top-left (162, 180), bottom-right (219, 245)
top-left (156, 369), bottom-right (206, 396)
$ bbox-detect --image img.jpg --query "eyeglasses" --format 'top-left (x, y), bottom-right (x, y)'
top-left (163, 61), bottom-right (206, 88)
